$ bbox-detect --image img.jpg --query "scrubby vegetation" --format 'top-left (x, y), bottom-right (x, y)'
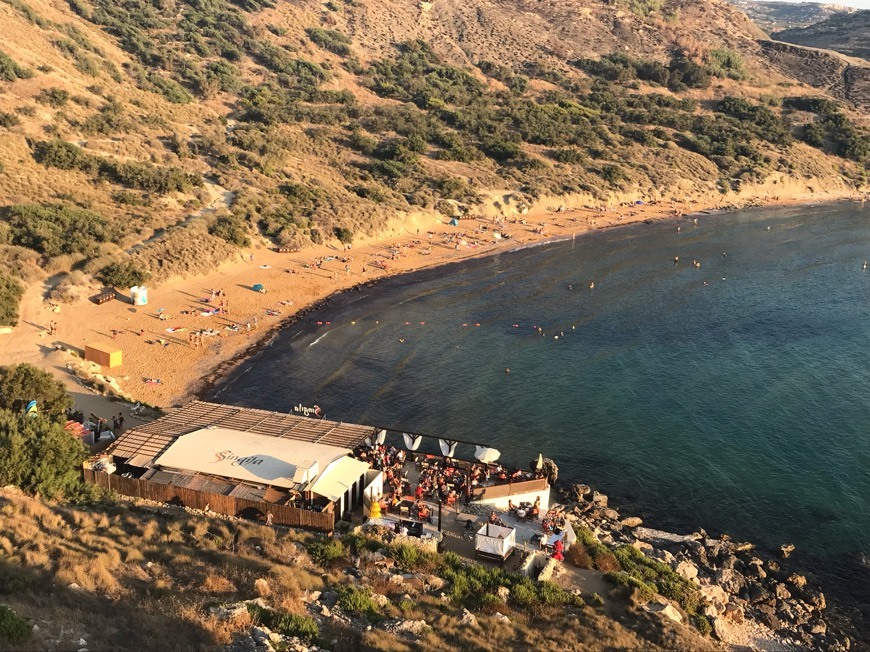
top-left (0, 203), bottom-right (114, 259)
top-left (0, 0), bottom-right (865, 327)
top-left (0, 274), bottom-right (25, 327)
top-left (34, 140), bottom-right (202, 194)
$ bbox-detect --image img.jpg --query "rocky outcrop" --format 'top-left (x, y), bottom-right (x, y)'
top-left (555, 482), bottom-right (851, 651)
top-left (758, 40), bottom-right (870, 112)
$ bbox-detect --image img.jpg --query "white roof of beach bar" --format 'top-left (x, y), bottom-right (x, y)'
top-left (154, 427), bottom-right (357, 491)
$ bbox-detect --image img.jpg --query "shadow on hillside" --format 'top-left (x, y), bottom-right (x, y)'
top-left (0, 557), bottom-right (215, 652)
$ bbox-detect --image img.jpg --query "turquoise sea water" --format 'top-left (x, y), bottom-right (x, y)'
top-left (211, 202), bottom-right (870, 613)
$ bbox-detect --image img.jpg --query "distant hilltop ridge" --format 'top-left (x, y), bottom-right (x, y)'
top-left (728, 0), bottom-right (857, 33)
top-left (772, 9), bottom-right (870, 61)
top-left (0, 0), bottom-right (867, 327)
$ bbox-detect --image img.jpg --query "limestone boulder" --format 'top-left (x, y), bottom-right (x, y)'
top-left (459, 608), bottom-right (478, 627)
top-left (786, 573), bottom-right (807, 590)
top-left (644, 601), bottom-right (683, 625)
top-left (714, 568), bottom-right (746, 595)
top-left (675, 560), bottom-right (698, 581)
top-left (620, 516), bottom-right (643, 528)
top-left (774, 583), bottom-right (792, 600)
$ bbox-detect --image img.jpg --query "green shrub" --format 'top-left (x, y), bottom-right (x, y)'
top-left (332, 226), bottom-right (353, 244)
top-left (308, 538), bottom-right (345, 566)
top-left (0, 111), bottom-right (20, 128)
top-left (707, 49), bottom-right (746, 80)
top-left (246, 604), bottom-right (319, 643)
top-left (0, 409), bottom-right (87, 498)
top-left (0, 274), bottom-right (25, 327)
top-left (2, 0), bottom-right (49, 27)
top-left (271, 613), bottom-right (319, 642)
top-left (0, 364), bottom-right (72, 416)
top-left (510, 580), bottom-right (538, 608)
top-left (2, 203), bottom-right (113, 257)
top-left (81, 100), bottom-right (129, 135)
top-left (693, 614), bottom-right (712, 636)
top-left (35, 88), bottom-right (70, 107)
top-left (97, 261), bottom-right (149, 288)
top-left (604, 571), bottom-right (655, 601)
top-left (33, 140), bottom-right (97, 172)
top-left (668, 56), bottom-right (710, 91)
top-left (146, 72), bottom-right (192, 103)
top-left (0, 50), bottom-right (33, 81)
top-left (336, 585), bottom-right (379, 616)
top-left (0, 604), bottom-right (29, 644)
top-left (305, 27), bottom-right (352, 56)
top-left (209, 214), bottom-right (250, 247)
top-left (551, 148), bottom-right (586, 164)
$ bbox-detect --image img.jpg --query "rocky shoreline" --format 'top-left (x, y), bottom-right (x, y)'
top-left (556, 481), bottom-right (855, 651)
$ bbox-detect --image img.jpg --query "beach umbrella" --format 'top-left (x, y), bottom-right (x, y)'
top-left (403, 433), bottom-right (423, 451)
top-left (375, 429), bottom-right (387, 445)
top-left (439, 439), bottom-right (458, 458)
top-left (475, 446), bottom-right (501, 463)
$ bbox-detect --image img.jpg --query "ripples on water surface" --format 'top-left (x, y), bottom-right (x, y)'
top-left (212, 203), bottom-right (870, 611)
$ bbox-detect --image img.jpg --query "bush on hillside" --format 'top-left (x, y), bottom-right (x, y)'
top-left (0, 364), bottom-right (73, 417)
top-left (0, 411), bottom-right (88, 499)
top-left (35, 87), bottom-right (71, 108)
top-left (209, 213), bottom-right (250, 247)
top-left (305, 27), bottom-right (352, 56)
top-left (1, 203), bottom-right (113, 258)
top-left (0, 604), bottom-right (30, 645)
top-left (0, 274), bottom-right (25, 327)
top-left (0, 50), bottom-right (33, 81)
top-left (332, 226), bottom-right (353, 244)
top-left (97, 261), bottom-right (149, 288)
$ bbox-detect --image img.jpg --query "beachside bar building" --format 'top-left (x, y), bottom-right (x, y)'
top-left (85, 401), bottom-right (381, 532)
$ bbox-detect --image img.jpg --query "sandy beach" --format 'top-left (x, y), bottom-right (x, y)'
top-left (0, 186), bottom-right (860, 422)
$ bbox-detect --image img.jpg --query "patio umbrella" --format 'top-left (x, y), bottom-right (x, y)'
top-left (535, 453), bottom-right (543, 471)
top-left (375, 429), bottom-right (387, 445)
top-left (403, 433), bottom-right (423, 451)
top-left (439, 439), bottom-right (458, 458)
top-left (475, 446), bottom-right (501, 463)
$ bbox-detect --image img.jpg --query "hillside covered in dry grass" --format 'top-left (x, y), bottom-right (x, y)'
top-left (0, 0), bottom-right (867, 320)
top-left (0, 487), bottom-right (721, 651)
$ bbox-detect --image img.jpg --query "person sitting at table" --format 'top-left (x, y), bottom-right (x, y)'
top-left (418, 504), bottom-right (431, 523)
top-left (414, 484), bottom-right (424, 500)
top-left (530, 503), bottom-right (540, 519)
top-left (390, 494), bottom-right (401, 511)
top-left (507, 499), bottom-right (517, 514)
top-left (488, 510), bottom-right (499, 524)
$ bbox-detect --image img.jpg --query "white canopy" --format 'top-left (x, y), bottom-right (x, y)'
top-left (475, 523), bottom-right (516, 558)
top-left (154, 427), bottom-right (352, 490)
top-left (309, 456), bottom-right (371, 501)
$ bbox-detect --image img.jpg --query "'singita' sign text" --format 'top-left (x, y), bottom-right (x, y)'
top-left (293, 404), bottom-right (323, 418)
top-left (212, 450), bottom-right (265, 466)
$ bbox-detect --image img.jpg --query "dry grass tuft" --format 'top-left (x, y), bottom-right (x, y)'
top-left (201, 573), bottom-right (237, 594)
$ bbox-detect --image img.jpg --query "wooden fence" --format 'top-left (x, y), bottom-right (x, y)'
top-left (84, 469), bottom-right (334, 533)
top-left (475, 477), bottom-right (548, 501)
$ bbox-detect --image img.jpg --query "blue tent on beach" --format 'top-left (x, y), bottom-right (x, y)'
top-left (449, 218), bottom-right (460, 226)
top-left (252, 283), bottom-right (265, 293)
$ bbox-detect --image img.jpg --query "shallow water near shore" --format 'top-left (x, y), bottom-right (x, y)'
top-left (211, 202), bottom-right (870, 614)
